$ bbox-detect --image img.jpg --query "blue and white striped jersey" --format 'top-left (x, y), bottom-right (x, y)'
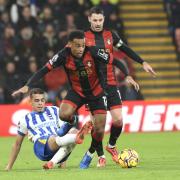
top-left (17, 106), bottom-right (64, 143)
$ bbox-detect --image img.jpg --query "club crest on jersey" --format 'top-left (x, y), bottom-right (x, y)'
top-left (87, 61), bottom-right (92, 67)
top-left (107, 39), bottom-right (111, 45)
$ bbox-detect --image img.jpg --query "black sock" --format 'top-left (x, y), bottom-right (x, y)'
top-left (89, 140), bottom-right (104, 156)
top-left (89, 131), bottom-right (104, 156)
top-left (88, 140), bottom-right (96, 154)
top-left (96, 141), bottom-right (104, 157)
top-left (109, 125), bottom-right (123, 146)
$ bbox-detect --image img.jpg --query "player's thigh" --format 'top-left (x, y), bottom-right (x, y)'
top-left (34, 136), bottom-right (56, 161)
top-left (88, 95), bottom-right (107, 131)
top-left (48, 135), bottom-right (59, 152)
top-left (59, 89), bottom-right (83, 118)
top-left (88, 95), bottom-right (107, 115)
top-left (110, 107), bottom-right (123, 122)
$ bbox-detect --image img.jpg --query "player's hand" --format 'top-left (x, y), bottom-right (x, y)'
top-left (12, 85), bottom-right (29, 97)
top-left (142, 62), bottom-right (156, 77)
top-left (125, 76), bottom-right (140, 91)
top-left (5, 165), bottom-right (11, 171)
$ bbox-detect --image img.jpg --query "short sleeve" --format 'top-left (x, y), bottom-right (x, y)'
top-left (17, 117), bottom-right (28, 136)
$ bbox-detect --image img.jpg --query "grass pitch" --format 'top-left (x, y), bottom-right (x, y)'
top-left (0, 132), bottom-right (180, 180)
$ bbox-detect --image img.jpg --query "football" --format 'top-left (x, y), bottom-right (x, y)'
top-left (118, 149), bottom-right (139, 168)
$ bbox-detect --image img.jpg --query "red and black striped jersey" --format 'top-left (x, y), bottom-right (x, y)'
top-left (85, 29), bottom-right (123, 86)
top-left (46, 47), bottom-right (105, 99)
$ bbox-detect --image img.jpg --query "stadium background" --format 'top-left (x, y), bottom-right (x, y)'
top-left (0, 0), bottom-right (180, 179)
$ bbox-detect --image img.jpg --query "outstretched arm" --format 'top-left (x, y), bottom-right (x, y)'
top-left (12, 66), bottom-right (49, 97)
top-left (12, 48), bottom-right (66, 97)
top-left (113, 32), bottom-right (157, 77)
top-left (119, 44), bottom-right (156, 77)
top-left (5, 135), bottom-right (25, 171)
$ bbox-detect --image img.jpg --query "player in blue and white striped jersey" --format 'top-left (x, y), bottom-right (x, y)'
top-left (5, 88), bottom-right (92, 170)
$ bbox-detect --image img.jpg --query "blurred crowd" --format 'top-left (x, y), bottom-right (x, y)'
top-left (0, 0), bottom-right (134, 104)
top-left (165, 0), bottom-right (180, 54)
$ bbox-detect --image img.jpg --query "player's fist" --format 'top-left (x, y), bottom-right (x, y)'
top-left (12, 85), bottom-right (29, 97)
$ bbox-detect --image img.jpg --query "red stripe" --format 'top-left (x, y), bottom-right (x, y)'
top-left (109, 104), bottom-right (122, 110)
top-left (85, 31), bottom-right (96, 46)
top-left (61, 100), bottom-right (78, 109)
top-left (92, 109), bottom-right (107, 115)
top-left (102, 30), bottom-right (117, 86)
top-left (102, 30), bottom-right (113, 53)
top-left (93, 83), bottom-right (103, 96)
top-left (66, 55), bottom-right (84, 97)
top-left (83, 52), bottom-right (103, 97)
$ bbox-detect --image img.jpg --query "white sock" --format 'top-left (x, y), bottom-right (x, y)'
top-left (87, 151), bottom-right (94, 158)
top-left (51, 144), bottom-right (76, 165)
top-left (108, 143), bottom-right (115, 148)
top-left (98, 155), bottom-right (106, 159)
top-left (55, 134), bottom-right (76, 146)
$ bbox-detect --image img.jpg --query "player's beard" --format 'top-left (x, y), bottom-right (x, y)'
top-left (94, 26), bottom-right (103, 32)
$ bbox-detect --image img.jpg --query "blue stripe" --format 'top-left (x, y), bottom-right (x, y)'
top-left (25, 115), bottom-right (37, 135)
top-left (38, 128), bottom-right (46, 136)
top-left (38, 113), bottom-right (46, 122)
top-left (46, 126), bottom-right (53, 134)
top-left (54, 127), bottom-right (58, 133)
top-left (31, 112), bottom-right (38, 125)
top-left (17, 131), bottom-right (26, 136)
top-left (45, 107), bottom-right (53, 120)
top-left (52, 107), bottom-right (58, 119)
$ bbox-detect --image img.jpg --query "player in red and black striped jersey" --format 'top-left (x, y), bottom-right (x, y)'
top-left (80, 6), bottom-right (157, 168)
top-left (12, 31), bottom-right (128, 167)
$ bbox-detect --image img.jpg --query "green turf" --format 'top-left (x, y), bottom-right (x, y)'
top-left (0, 132), bottom-right (180, 180)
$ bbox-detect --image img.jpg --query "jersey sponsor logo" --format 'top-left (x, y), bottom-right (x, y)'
top-left (97, 49), bottom-right (109, 61)
top-left (80, 70), bottom-right (88, 77)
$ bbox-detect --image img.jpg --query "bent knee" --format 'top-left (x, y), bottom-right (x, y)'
top-left (59, 111), bottom-right (72, 122)
top-left (112, 118), bottom-right (123, 127)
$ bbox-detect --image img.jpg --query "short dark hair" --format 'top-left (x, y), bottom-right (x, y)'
top-left (68, 30), bottom-right (84, 41)
top-left (29, 88), bottom-right (45, 98)
top-left (89, 6), bottom-right (104, 16)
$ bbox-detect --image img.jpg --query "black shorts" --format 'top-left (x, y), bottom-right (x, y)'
top-left (106, 85), bottom-right (122, 110)
top-left (62, 89), bottom-right (107, 115)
